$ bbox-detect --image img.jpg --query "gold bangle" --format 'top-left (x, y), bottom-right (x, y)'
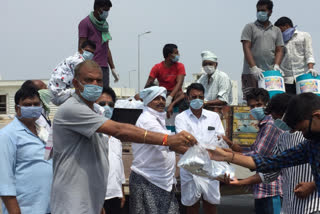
top-left (143, 130), bottom-right (148, 143)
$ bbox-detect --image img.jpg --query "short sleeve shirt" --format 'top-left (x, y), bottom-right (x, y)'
top-left (241, 21), bottom-right (284, 74)
top-left (78, 16), bottom-right (109, 67)
top-left (51, 93), bottom-right (109, 214)
top-left (149, 61), bottom-right (186, 91)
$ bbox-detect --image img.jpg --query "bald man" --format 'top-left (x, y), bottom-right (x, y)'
top-left (50, 60), bottom-right (197, 214)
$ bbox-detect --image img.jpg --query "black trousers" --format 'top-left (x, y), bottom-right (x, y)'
top-left (101, 66), bottom-right (110, 88)
top-left (285, 83), bottom-right (296, 95)
top-left (103, 197), bottom-right (121, 214)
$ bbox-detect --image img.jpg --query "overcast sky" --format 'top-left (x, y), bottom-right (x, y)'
top-left (1, 0), bottom-right (320, 93)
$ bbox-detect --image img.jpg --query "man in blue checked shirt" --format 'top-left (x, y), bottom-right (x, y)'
top-left (209, 92), bottom-right (320, 200)
top-left (0, 85), bottom-right (52, 214)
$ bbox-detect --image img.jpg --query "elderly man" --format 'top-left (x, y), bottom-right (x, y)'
top-left (197, 51), bottom-right (233, 113)
top-left (130, 86), bottom-right (180, 213)
top-left (274, 17), bottom-right (317, 94)
top-left (241, 0), bottom-right (284, 97)
top-left (49, 40), bottom-right (96, 105)
top-left (175, 83), bottom-right (225, 214)
top-left (51, 60), bottom-right (196, 214)
top-left (0, 85), bottom-right (52, 214)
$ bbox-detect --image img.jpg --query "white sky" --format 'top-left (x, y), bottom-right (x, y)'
top-left (1, 0), bottom-right (319, 93)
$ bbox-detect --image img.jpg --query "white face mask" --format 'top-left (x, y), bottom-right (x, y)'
top-left (203, 65), bottom-right (216, 75)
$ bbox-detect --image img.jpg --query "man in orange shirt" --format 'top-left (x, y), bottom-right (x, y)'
top-left (145, 44), bottom-right (186, 114)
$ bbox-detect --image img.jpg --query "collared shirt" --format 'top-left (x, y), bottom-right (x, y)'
top-left (131, 107), bottom-right (176, 192)
top-left (243, 115), bottom-right (283, 199)
top-left (175, 108), bottom-right (225, 203)
top-left (241, 21), bottom-right (284, 74)
top-left (281, 30), bottom-right (316, 84)
top-left (197, 69), bottom-right (233, 104)
top-left (105, 137), bottom-right (126, 200)
top-left (0, 117), bottom-right (52, 214)
top-left (48, 52), bottom-right (84, 105)
top-left (79, 16), bottom-right (109, 67)
top-left (260, 131), bottom-right (320, 214)
top-left (51, 93), bottom-right (108, 214)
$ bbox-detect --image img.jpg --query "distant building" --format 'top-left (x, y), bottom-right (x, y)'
top-left (0, 80), bottom-right (136, 119)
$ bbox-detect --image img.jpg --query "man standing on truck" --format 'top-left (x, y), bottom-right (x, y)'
top-left (241, 0), bottom-right (284, 97)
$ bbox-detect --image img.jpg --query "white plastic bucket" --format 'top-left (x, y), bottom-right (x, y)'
top-left (258, 70), bottom-right (285, 97)
top-left (296, 73), bottom-right (320, 95)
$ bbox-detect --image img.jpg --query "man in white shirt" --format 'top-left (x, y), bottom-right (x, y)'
top-left (197, 51), bottom-right (232, 114)
top-left (130, 86), bottom-right (182, 214)
top-left (95, 87), bottom-right (126, 213)
top-left (274, 17), bottom-right (317, 94)
top-left (48, 40), bottom-right (96, 105)
top-left (175, 83), bottom-right (225, 214)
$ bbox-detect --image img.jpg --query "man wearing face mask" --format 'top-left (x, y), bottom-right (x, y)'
top-left (0, 85), bottom-right (53, 214)
top-left (130, 86), bottom-right (181, 213)
top-left (95, 87), bottom-right (126, 214)
top-left (208, 93), bottom-right (320, 212)
top-left (51, 60), bottom-right (196, 214)
top-left (49, 40), bottom-right (96, 106)
top-left (241, 0), bottom-right (284, 98)
top-left (79, 0), bottom-right (119, 88)
top-left (228, 93), bottom-right (320, 214)
top-left (222, 88), bottom-right (283, 213)
top-left (274, 17), bottom-right (317, 94)
top-left (175, 83), bottom-right (225, 214)
top-left (197, 51), bottom-right (232, 112)
top-left (145, 43), bottom-right (186, 111)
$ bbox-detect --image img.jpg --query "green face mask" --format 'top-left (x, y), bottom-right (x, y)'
top-left (38, 89), bottom-right (52, 113)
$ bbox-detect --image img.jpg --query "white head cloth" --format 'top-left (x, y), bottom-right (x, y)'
top-left (139, 86), bottom-right (167, 106)
top-left (201, 51), bottom-right (218, 62)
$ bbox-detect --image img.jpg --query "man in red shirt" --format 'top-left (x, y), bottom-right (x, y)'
top-left (145, 44), bottom-right (186, 112)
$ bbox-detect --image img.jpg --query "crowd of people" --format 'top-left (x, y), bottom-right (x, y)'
top-left (0, 0), bottom-right (320, 213)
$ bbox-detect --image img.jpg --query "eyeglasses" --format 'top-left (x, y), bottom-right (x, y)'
top-left (98, 101), bottom-right (114, 108)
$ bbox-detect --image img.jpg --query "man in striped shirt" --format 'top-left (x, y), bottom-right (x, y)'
top-left (224, 88), bottom-right (283, 213)
top-left (209, 93), bottom-right (320, 214)
top-left (227, 93), bottom-right (320, 213)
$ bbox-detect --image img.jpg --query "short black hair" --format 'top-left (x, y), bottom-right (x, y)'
top-left (275, 17), bottom-right (294, 28)
top-left (284, 93), bottom-right (320, 129)
top-left (256, 0), bottom-right (273, 11)
top-left (163, 44), bottom-right (178, 58)
top-left (15, 85), bottom-right (40, 105)
top-left (81, 40), bottom-right (96, 50)
top-left (245, 88), bottom-right (269, 104)
top-left (186, 83), bottom-right (205, 96)
top-left (94, 0), bottom-right (112, 10)
top-left (21, 80), bottom-right (36, 89)
top-left (264, 93), bottom-right (293, 116)
top-left (102, 87), bottom-right (117, 103)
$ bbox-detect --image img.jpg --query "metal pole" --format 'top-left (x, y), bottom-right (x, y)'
top-left (138, 35), bottom-right (141, 91)
top-left (137, 31), bottom-right (151, 92)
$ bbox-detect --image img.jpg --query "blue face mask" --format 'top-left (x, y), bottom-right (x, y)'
top-left (79, 82), bottom-right (103, 102)
top-left (172, 54), bottom-right (180, 63)
top-left (274, 119), bottom-right (292, 131)
top-left (82, 50), bottom-right (94, 60)
top-left (282, 27), bottom-right (295, 43)
top-left (250, 107), bottom-right (265, 121)
top-left (100, 10), bottom-right (109, 20)
top-left (18, 105), bottom-right (42, 119)
top-left (190, 99), bottom-right (203, 110)
top-left (104, 105), bottom-right (114, 119)
top-left (256, 11), bottom-right (268, 22)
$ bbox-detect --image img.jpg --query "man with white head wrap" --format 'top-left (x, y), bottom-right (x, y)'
top-left (129, 86), bottom-right (182, 214)
top-left (197, 51), bottom-right (233, 114)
